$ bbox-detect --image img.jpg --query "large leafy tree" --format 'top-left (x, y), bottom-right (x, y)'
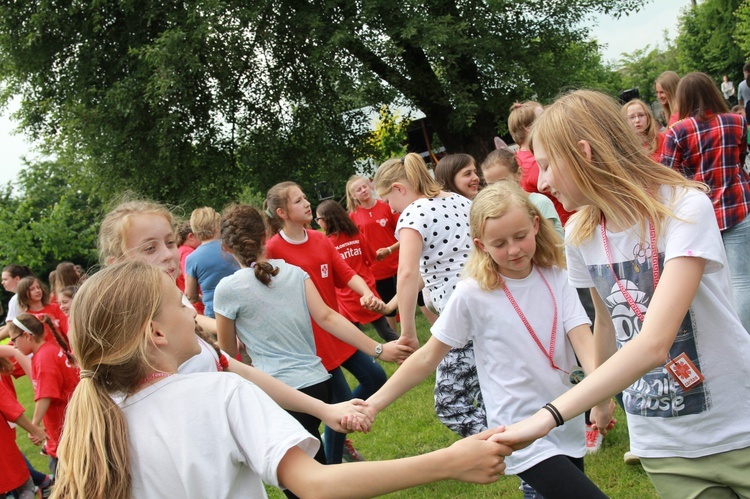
top-left (0, 0), bottom-right (642, 206)
top-left (676, 0), bottom-right (745, 80)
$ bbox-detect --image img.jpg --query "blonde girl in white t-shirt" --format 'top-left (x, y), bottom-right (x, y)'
top-left (364, 182), bottom-right (610, 498)
top-left (493, 89), bottom-right (750, 498)
top-left (51, 261), bottom-right (511, 498)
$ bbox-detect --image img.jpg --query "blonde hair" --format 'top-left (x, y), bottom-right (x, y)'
top-left (99, 200), bottom-right (175, 264)
top-left (189, 207), bottom-right (221, 241)
top-left (52, 261), bottom-right (165, 499)
top-left (655, 70), bottom-right (680, 123)
top-left (508, 101), bottom-right (542, 146)
top-left (529, 89), bottom-right (706, 246)
top-left (263, 181), bottom-right (299, 234)
top-left (345, 175), bottom-right (368, 213)
top-left (465, 182), bottom-right (564, 291)
top-left (621, 99), bottom-right (660, 154)
top-left (373, 153), bottom-right (440, 198)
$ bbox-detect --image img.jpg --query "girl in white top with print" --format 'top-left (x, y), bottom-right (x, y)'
top-left (492, 89), bottom-right (750, 498)
top-left (364, 182), bottom-right (610, 498)
top-left (51, 260), bottom-right (511, 498)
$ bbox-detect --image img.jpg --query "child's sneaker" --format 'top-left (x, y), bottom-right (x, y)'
top-left (342, 439), bottom-right (365, 462)
top-left (624, 451), bottom-right (641, 465)
top-left (585, 424), bottom-right (603, 453)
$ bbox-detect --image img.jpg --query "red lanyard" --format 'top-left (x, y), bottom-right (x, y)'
top-left (500, 266), bottom-right (567, 374)
top-left (600, 218), bottom-right (660, 323)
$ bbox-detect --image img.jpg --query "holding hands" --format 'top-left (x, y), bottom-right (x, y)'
top-left (322, 399), bottom-right (376, 434)
top-left (380, 341), bottom-right (414, 364)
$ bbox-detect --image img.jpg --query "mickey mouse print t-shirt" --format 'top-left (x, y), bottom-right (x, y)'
top-left (395, 193), bottom-right (473, 313)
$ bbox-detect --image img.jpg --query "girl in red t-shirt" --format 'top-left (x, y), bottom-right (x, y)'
top-left (8, 313), bottom-right (79, 475)
top-left (316, 200), bottom-right (398, 342)
top-left (16, 276), bottom-right (69, 338)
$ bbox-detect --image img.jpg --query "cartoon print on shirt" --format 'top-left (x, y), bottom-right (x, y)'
top-left (588, 241), bottom-right (709, 418)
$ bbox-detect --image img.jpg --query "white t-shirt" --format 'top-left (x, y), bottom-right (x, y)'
top-left (214, 262), bottom-right (330, 390)
top-left (395, 193), bottom-right (472, 312)
top-left (120, 373), bottom-right (319, 498)
top-left (6, 294), bottom-right (19, 323)
top-left (432, 268), bottom-right (590, 474)
top-left (566, 186), bottom-right (750, 458)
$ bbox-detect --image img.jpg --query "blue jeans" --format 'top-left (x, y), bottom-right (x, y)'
top-left (324, 350), bottom-right (387, 464)
top-left (721, 214), bottom-right (750, 333)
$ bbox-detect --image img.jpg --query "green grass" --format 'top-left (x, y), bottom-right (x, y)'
top-left (12, 314), bottom-right (657, 497)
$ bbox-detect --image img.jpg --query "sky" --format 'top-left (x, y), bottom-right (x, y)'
top-left (0, 0), bottom-right (690, 187)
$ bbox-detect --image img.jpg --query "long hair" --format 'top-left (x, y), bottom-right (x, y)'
top-left (374, 153), bottom-right (440, 198)
top-left (263, 181), bottom-right (299, 235)
top-left (528, 89), bottom-right (706, 246)
top-left (55, 262), bottom-right (80, 294)
top-left (621, 99), bottom-right (660, 154)
top-left (655, 70), bottom-right (680, 123)
top-left (52, 261), bottom-right (165, 499)
top-left (317, 200), bottom-right (359, 237)
top-left (16, 277), bottom-right (50, 309)
top-left (435, 154), bottom-right (476, 194)
top-left (345, 175), bottom-right (370, 213)
top-left (676, 72), bottom-right (730, 121)
top-left (99, 200), bottom-right (174, 264)
top-left (508, 101), bottom-right (542, 146)
top-left (464, 182), bottom-right (564, 291)
top-left (220, 204), bottom-right (279, 286)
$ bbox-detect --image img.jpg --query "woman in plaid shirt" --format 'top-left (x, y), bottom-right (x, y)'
top-left (662, 71), bottom-right (750, 333)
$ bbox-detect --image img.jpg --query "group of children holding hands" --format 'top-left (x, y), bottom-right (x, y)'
top-left (2, 82), bottom-right (750, 499)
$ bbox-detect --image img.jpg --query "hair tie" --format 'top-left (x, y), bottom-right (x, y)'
top-left (250, 262), bottom-right (257, 269)
top-left (400, 156), bottom-right (405, 165)
top-left (264, 207), bottom-right (274, 218)
top-left (12, 317), bottom-right (33, 335)
top-left (513, 102), bottom-right (522, 109)
top-left (79, 370), bottom-right (96, 380)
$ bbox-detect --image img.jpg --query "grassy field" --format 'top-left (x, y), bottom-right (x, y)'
top-left (12, 314), bottom-right (658, 497)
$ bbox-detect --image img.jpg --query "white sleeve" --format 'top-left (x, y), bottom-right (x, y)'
top-left (227, 379), bottom-right (319, 488)
top-left (431, 282), bottom-right (474, 349)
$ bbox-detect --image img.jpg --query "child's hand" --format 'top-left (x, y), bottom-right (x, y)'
top-left (381, 341), bottom-right (414, 364)
top-left (488, 409), bottom-right (556, 451)
top-left (590, 399), bottom-right (616, 436)
top-left (445, 426), bottom-right (511, 484)
top-left (360, 294), bottom-right (386, 313)
top-left (28, 425), bottom-right (48, 446)
top-left (375, 247), bottom-right (391, 260)
top-left (396, 334), bottom-right (419, 352)
top-left (324, 399), bottom-right (374, 434)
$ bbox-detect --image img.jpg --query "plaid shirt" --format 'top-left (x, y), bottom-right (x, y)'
top-left (662, 113), bottom-right (750, 231)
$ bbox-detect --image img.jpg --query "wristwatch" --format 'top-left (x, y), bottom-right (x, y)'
top-left (373, 343), bottom-right (383, 361)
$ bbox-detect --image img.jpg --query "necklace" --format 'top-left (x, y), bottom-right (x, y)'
top-left (139, 372), bottom-right (173, 385)
top-left (500, 266), bottom-right (566, 374)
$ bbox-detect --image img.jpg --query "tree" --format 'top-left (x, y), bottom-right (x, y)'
top-left (676, 0), bottom-right (745, 80)
top-left (0, 0), bottom-right (643, 206)
top-left (617, 37), bottom-right (679, 104)
top-left (0, 159), bottom-right (103, 277)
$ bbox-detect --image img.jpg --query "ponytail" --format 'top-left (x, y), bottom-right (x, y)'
top-left (374, 153), bottom-right (440, 198)
top-left (263, 181), bottom-right (298, 235)
top-left (39, 315), bottom-right (75, 365)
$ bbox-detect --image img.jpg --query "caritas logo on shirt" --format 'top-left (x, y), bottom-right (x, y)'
top-left (377, 218), bottom-right (388, 227)
top-left (321, 264), bottom-right (329, 278)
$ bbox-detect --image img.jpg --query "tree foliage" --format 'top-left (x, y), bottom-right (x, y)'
top-left (0, 159), bottom-right (103, 278)
top-left (0, 0), bottom-right (645, 207)
top-left (617, 36), bottom-right (679, 104)
top-left (676, 0), bottom-right (745, 80)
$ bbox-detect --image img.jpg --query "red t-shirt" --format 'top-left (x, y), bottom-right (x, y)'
top-left (178, 245), bottom-right (205, 314)
top-left (266, 229), bottom-right (357, 371)
top-left (327, 232), bottom-right (382, 324)
top-left (349, 200), bottom-right (400, 280)
top-left (0, 381), bottom-right (29, 493)
top-left (27, 303), bottom-right (69, 340)
top-left (517, 149), bottom-right (574, 225)
top-left (31, 342), bottom-right (80, 457)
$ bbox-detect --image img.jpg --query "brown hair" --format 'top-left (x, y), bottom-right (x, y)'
top-left (317, 200), bottom-right (359, 237)
top-left (16, 276), bottom-right (50, 309)
top-left (508, 101), bottom-right (542, 146)
top-left (655, 70), bottom-right (680, 123)
top-left (481, 149), bottom-right (520, 181)
top-left (2, 264), bottom-right (33, 279)
top-left (8, 313), bottom-right (73, 364)
top-left (263, 181), bottom-right (300, 235)
top-left (676, 72), bottom-right (730, 121)
top-left (220, 204), bottom-right (280, 286)
top-left (176, 221), bottom-right (193, 247)
top-left (55, 262), bottom-right (80, 294)
top-left (435, 154), bottom-right (476, 195)
top-left (53, 261), bottom-right (166, 499)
